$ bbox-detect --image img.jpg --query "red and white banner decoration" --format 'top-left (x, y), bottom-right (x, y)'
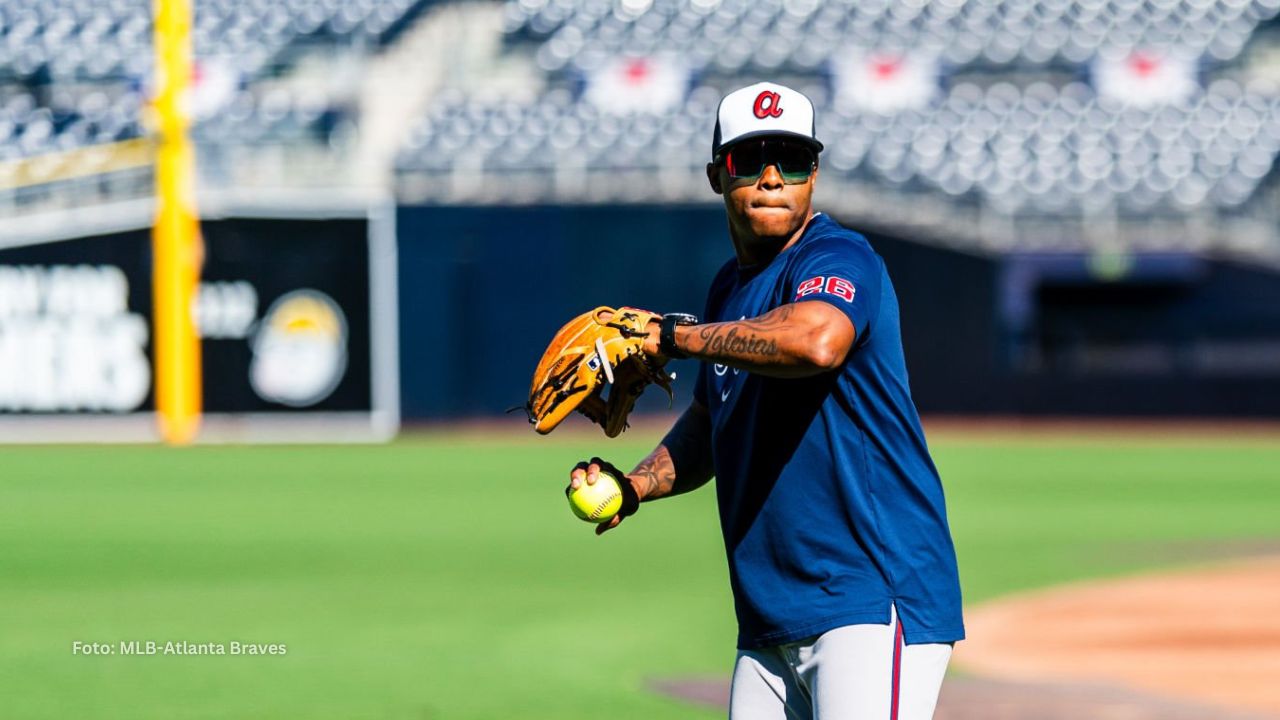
top-left (188, 59), bottom-right (242, 120)
top-left (832, 52), bottom-right (938, 114)
top-left (1092, 51), bottom-right (1197, 107)
top-left (583, 56), bottom-right (688, 115)
top-left (143, 57), bottom-right (242, 123)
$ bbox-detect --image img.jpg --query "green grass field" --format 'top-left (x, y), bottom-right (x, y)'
top-left (2, 429), bottom-right (1278, 719)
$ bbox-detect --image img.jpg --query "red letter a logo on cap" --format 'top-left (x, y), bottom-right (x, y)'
top-left (753, 91), bottom-right (784, 119)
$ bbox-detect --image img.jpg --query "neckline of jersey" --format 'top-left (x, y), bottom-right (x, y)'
top-left (735, 211), bottom-right (826, 280)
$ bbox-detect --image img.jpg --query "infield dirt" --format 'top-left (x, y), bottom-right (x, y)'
top-left (955, 555), bottom-right (1280, 718)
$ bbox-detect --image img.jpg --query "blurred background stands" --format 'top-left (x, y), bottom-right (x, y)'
top-left (0, 0), bottom-right (1278, 261)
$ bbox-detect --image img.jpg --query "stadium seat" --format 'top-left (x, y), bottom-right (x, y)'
top-left (505, 0), bottom-right (1280, 74)
top-left (396, 78), bottom-right (1280, 215)
top-left (0, 0), bottom-right (438, 82)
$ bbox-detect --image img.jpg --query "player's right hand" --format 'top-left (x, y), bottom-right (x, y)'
top-left (568, 457), bottom-right (639, 536)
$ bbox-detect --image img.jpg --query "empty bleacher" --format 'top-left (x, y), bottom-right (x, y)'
top-left (505, 0), bottom-right (1280, 74)
top-left (391, 0), bottom-right (1280, 260)
top-left (0, 0), bottom-right (435, 81)
top-left (396, 78), bottom-right (1280, 216)
top-left (0, 0), bottom-right (1278, 258)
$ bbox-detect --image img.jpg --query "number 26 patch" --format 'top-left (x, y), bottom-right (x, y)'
top-left (795, 275), bottom-right (856, 303)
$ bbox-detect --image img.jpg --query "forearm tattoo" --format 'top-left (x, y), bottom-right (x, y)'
top-left (685, 305), bottom-right (796, 365)
top-left (631, 450), bottom-right (677, 501)
top-left (697, 326), bottom-right (779, 358)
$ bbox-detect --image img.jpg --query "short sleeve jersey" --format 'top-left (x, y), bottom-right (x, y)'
top-left (692, 213), bottom-right (964, 649)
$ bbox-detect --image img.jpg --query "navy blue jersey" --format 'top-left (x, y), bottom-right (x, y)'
top-left (692, 213), bottom-right (964, 649)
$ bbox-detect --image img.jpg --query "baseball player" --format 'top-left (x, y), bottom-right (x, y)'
top-left (566, 82), bottom-right (965, 719)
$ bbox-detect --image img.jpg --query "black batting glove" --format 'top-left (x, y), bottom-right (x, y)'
top-left (570, 457), bottom-right (640, 519)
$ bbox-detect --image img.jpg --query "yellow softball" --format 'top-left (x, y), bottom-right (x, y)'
top-left (567, 471), bottom-right (624, 523)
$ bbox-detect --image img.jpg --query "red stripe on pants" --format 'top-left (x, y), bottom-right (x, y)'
top-left (890, 614), bottom-right (904, 720)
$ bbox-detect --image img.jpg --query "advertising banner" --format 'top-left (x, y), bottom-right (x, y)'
top-left (0, 205), bottom-right (398, 441)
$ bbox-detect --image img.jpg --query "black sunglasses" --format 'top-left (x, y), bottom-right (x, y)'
top-left (719, 139), bottom-right (817, 184)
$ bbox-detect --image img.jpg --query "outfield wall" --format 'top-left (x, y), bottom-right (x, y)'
top-left (398, 204), bottom-right (1280, 419)
top-left (0, 199), bottom-right (399, 442)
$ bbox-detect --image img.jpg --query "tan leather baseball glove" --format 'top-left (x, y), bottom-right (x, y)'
top-left (526, 306), bottom-right (673, 437)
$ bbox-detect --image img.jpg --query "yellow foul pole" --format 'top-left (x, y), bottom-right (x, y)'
top-left (152, 0), bottom-right (202, 444)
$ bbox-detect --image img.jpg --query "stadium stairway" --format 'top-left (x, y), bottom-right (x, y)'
top-left (353, 0), bottom-right (543, 189)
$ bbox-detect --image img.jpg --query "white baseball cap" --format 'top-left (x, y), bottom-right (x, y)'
top-left (711, 82), bottom-right (824, 159)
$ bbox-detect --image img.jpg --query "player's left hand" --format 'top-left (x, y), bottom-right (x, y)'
top-left (598, 309), bottom-right (663, 359)
top-left (526, 307), bottom-right (673, 437)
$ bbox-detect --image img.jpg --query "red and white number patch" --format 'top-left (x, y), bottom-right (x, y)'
top-left (794, 275), bottom-right (856, 303)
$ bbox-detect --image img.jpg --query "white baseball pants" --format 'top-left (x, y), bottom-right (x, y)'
top-left (728, 606), bottom-right (952, 720)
